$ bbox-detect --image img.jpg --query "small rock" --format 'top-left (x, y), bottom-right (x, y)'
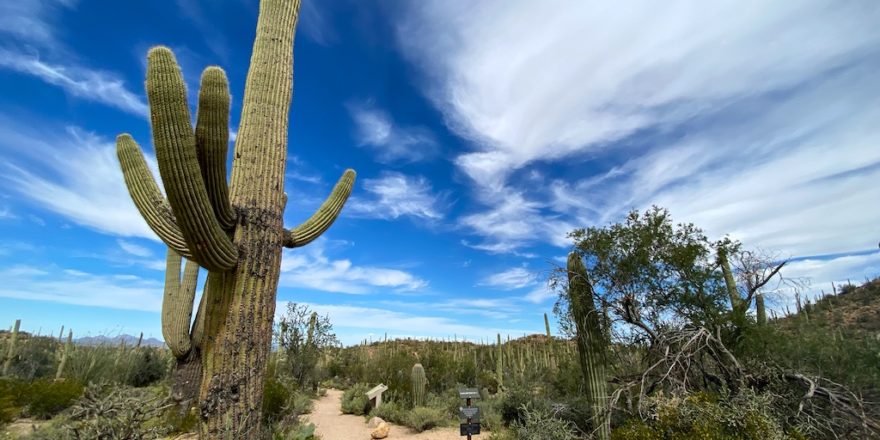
top-left (368, 417), bottom-right (385, 428)
top-left (371, 421), bottom-right (390, 439)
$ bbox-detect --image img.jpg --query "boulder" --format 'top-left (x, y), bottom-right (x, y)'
top-left (370, 421), bottom-right (390, 439)
top-left (368, 417), bottom-right (385, 428)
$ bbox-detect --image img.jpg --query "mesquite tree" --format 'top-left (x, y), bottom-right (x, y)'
top-left (116, 0), bottom-right (355, 436)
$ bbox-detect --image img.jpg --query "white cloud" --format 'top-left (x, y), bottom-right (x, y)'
top-left (0, 264), bottom-right (162, 312)
top-left (299, 0), bottom-right (337, 46)
top-left (524, 285), bottom-right (555, 304)
top-left (0, 122), bottom-right (158, 240)
top-left (396, 0), bottom-right (880, 259)
top-left (0, 49), bottom-right (147, 117)
top-left (348, 171), bottom-right (445, 220)
top-left (765, 252), bottom-right (880, 314)
top-left (0, 0), bottom-right (73, 48)
top-left (279, 239), bottom-right (427, 294)
top-left (117, 239), bottom-right (153, 258)
top-left (348, 101), bottom-right (438, 163)
top-left (480, 267), bottom-right (535, 290)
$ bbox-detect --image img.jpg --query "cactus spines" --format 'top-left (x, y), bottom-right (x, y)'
top-left (567, 252), bottom-right (610, 440)
top-left (3, 319), bottom-right (20, 376)
top-left (116, 0), bottom-right (355, 435)
top-left (411, 363), bottom-right (427, 407)
top-left (56, 329), bottom-right (73, 380)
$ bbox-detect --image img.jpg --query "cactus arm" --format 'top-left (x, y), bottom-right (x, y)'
top-left (162, 248), bottom-right (199, 359)
top-left (283, 169), bottom-right (355, 248)
top-left (146, 47), bottom-right (237, 272)
top-left (190, 278), bottom-right (209, 349)
top-left (116, 134), bottom-right (193, 259)
top-left (195, 67), bottom-right (236, 230)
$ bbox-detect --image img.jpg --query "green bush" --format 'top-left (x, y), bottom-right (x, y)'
top-left (122, 347), bottom-right (168, 387)
top-left (65, 382), bottom-right (171, 439)
top-left (6, 336), bottom-right (57, 380)
top-left (263, 377), bottom-right (290, 424)
top-left (404, 406), bottom-right (447, 432)
top-left (272, 422), bottom-right (319, 440)
top-left (370, 400), bottom-right (405, 425)
top-left (340, 383), bottom-right (371, 416)
top-left (24, 378), bottom-right (85, 419)
top-left (510, 404), bottom-right (579, 440)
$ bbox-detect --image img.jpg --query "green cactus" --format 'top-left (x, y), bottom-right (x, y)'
top-left (411, 363), bottom-right (427, 407)
top-left (756, 292), bottom-right (767, 325)
top-left (115, 1), bottom-right (355, 436)
top-left (56, 329), bottom-right (73, 380)
top-left (496, 333), bottom-right (503, 391)
top-left (544, 312), bottom-right (552, 338)
top-left (567, 252), bottom-right (610, 440)
top-left (3, 319), bottom-right (20, 377)
top-left (162, 248), bottom-right (205, 407)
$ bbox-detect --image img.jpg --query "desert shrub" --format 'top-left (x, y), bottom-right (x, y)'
top-left (340, 383), bottom-right (371, 415)
top-left (121, 347), bottom-right (168, 387)
top-left (272, 422), bottom-right (319, 440)
top-left (369, 400), bottom-right (405, 425)
top-left (6, 335), bottom-right (57, 380)
top-left (404, 406), bottom-right (447, 432)
top-left (63, 345), bottom-right (117, 384)
top-left (24, 378), bottom-right (84, 419)
top-left (290, 391), bottom-right (314, 417)
top-left (510, 404), bottom-right (579, 440)
top-left (610, 391), bottom-right (797, 440)
top-left (64, 382), bottom-right (171, 439)
top-left (161, 404), bottom-right (199, 435)
top-left (263, 377), bottom-right (290, 424)
top-left (498, 386), bottom-right (548, 427)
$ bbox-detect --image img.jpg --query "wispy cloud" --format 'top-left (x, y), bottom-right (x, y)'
top-left (117, 239), bottom-right (153, 258)
top-left (396, 0), bottom-right (880, 259)
top-left (348, 171), bottom-right (446, 221)
top-left (0, 50), bottom-right (147, 117)
top-left (480, 267), bottom-right (536, 290)
top-left (348, 101), bottom-right (438, 163)
top-left (299, 0), bottom-right (338, 46)
top-left (0, 121), bottom-right (158, 240)
top-left (0, 264), bottom-right (162, 312)
top-left (279, 239), bottom-right (427, 294)
top-left (0, 0), bottom-right (74, 48)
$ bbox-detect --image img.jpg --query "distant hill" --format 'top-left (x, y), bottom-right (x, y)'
top-left (774, 277), bottom-right (880, 337)
top-left (75, 334), bottom-right (165, 347)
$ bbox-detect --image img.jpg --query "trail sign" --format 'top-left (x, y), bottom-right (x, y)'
top-left (458, 388), bottom-right (480, 399)
top-left (459, 406), bottom-right (480, 421)
top-left (460, 423), bottom-right (481, 436)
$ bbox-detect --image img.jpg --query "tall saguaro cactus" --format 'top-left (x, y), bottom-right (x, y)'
top-left (411, 363), bottom-right (427, 407)
top-left (567, 252), bottom-right (610, 440)
top-left (496, 333), bottom-right (503, 391)
top-left (115, 0), bottom-right (355, 436)
top-left (56, 329), bottom-right (73, 380)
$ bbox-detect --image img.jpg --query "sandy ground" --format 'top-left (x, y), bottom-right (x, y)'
top-left (305, 389), bottom-right (463, 440)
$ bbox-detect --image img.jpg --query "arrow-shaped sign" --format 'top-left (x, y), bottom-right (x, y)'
top-left (459, 406), bottom-right (480, 421)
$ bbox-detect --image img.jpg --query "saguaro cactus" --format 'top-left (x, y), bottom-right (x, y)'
top-left (115, 1), bottom-right (355, 436)
top-left (411, 363), bottom-right (427, 407)
top-left (3, 319), bottom-right (20, 376)
top-left (56, 329), bottom-right (73, 380)
top-left (496, 333), bottom-right (503, 391)
top-left (755, 292), bottom-right (767, 325)
top-left (163, 248), bottom-right (205, 407)
top-left (567, 252), bottom-right (610, 440)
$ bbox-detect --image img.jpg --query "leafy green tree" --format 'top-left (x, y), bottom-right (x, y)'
top-left (275, 303), bottom-right (338, 391)
top-left (556, 207), bottom-right (728, 345)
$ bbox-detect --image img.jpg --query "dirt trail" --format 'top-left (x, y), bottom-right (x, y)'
top-left (305, 389), bottom-right (463, 440)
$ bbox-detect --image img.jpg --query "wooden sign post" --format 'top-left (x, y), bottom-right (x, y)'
top-left (458, 388), bottom-right (481, 439)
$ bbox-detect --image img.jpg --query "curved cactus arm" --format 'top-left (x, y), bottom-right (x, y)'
top-left (116, 134), bottom-right (193, 259)
top-left (195, 66), bottom-right (236, 230)
top-left (146, 47), bottom-right (237, 272)
top-left (283, 169), bottom-right (355, 248)
top-left (162, 248), bottom-right (199, 359)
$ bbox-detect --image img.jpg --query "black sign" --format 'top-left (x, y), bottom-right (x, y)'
top-left (458, 388), bottom-right (480, 399)
top-left (459, 406), bottom-right (480, 421)
top-left (460, 422), bottom-right (481, 436)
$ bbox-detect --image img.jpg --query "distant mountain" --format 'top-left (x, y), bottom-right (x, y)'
top-left (75, 334), bottom-right (165, 347)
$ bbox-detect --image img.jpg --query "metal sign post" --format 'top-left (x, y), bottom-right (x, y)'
top-left (458, 388), bottom-right (481, 438)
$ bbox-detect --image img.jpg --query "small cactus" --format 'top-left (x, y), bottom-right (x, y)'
top-left (2, 319), bottom-right (21, 376)
top-left (56, 329), bottom-right (73, 380)
top-left (411, 363), bottom-right (427, 407)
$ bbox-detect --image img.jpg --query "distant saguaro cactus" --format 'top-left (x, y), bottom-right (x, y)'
top-left (2, 319), bottom-right (20, 376)
top-left (56, 329), bottom-right (73, 380)
top-left (411, 363), bottom-right (427, 407)
top-left (496, 333), bottom-right (503, 391)
top-left (115, 0), bottom-right (355, 436)
top-left (567, 252), bottom-right (610, 440)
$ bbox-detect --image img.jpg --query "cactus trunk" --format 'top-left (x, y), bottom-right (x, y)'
top-left (567, 252), bottom-right (610, 440)
top-left (411, 363), bottom-right (427, 407)
top-left (756, 292), bottom-right (767, 325)
top-left (3, 319), bottom-right (20, 376)
top-left (56, 329), bottom-right (73, 380)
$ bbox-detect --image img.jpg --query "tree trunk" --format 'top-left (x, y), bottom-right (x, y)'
top-left (172, 349), bottom-right (202, 411)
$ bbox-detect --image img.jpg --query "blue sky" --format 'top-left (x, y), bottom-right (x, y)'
top-left (1, 0), bottom-right (879, 345)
